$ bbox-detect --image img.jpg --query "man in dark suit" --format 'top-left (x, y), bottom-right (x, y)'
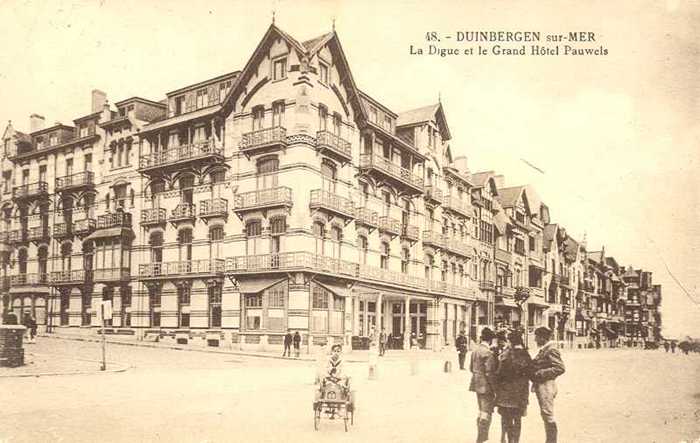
top-left (455, 328), bottom-right (468, 370)
top-left (469, 327), bottom-right (496, 443)
top-left (282, 330), bottom-right (293, 357)
top-left (531, 326), bottom-right (566, 443)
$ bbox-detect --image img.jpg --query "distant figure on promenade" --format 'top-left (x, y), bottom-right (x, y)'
top-left (495, 329), bottom-right (532, 443)
top-left (379, 327), bottom-right (388, 356)
top-left (22, 312), bottom-right (36, 343)
top-left (531, 327), bottom-right (566, 443)
top-left (293, 331), bottom-right (301, 358)
top-left (670, 341), bottom-right (676, 353)
top-left (663, 341), bottom-right (670, 352)
top-left (456, 328), bottom-right (468, 370)
top-left (469, 327), bottom-right (496, 443)
top-left (282, 330), bottom-right (293, 357)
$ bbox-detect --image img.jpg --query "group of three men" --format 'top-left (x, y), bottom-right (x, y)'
top-left (464, 325), bottom-right (565, 443)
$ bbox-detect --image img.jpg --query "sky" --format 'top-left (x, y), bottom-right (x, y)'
top-left (0, 0), bottom-right (698, 338)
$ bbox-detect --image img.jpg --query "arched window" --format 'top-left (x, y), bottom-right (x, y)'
top-left (179, 173), bottom-right (195, 204)
top-left (60, 242), bottom-right (72, 272)
top-left (321, 160), bottom-right (337, 193)
top-left (178, 229), bottom-right (192, 262)
top-left (380, 241), bottom-right (390, 269)
top-left (313, 221), bottom-right (325, 255)
top-left (256, 156), bottom-right (279, 189)
top-left (245, 220), bottom-right (262, 255)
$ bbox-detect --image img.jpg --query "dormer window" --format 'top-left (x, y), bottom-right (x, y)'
top-left (383, 115), bottom-right (392, 131)
top-left (49, 134), bottom-right (57, 146)
top-left (174, 96), bottom-right (185, 116)
top-left (79, 125), bottom-right (88, 138)
top-left (36, 137), bottom-right (44, 150)
top-left (272, 57), bottom-right (287, 81)
top-left (219, 80), bottom-right (232, 102)
top-left (319, 62), bottom-right (329, 85)
top-left (196, 88), bottom-right (208, 109)
top-left (370, 107), bottom-right (378, 124)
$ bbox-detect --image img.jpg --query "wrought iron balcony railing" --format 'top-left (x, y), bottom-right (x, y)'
top-left (359, 154), bottom-right (424, 192)
top-left (400, 224), bottom-right (420, 242)
top-left (309, 190), bottom-right (354, 219)
top-left (50, 269), bottom-right (91, 284)
top-left (199, 198), bottom-right (228, 218)
top-left (355, 207), bottom-right (378, 228)
top-left (8, 229), bottom-right (25, 243)
top-left (139, 139), bottom-right (221, 170)
top-left (55, 171), bottom-right (94, 192)
top-left (27, 226), bottom-right (49, 241)
top-left (240, 127), bottom-right (287, 153)
top-left (378, 216), bottom-right (401, 235)
top-left (141, 208), bottom-right (167, 225)
top-left (233, 187), bottom-right (292, 212)
top-left (53, 223), bottom-right (71, 238)
top-left (422, 230), bottom-right (445, 249)
top-left (73, 218), bottom-right (96, 235)
top-left (13, 182), bottom-right (48, 199)
top-left (139, 259), bottom-right (225, 278)
top-left (93, 267), bottom-right (130, 282)
top-left (443, 194), bottom-right (471, 217)
top-left (170, 203), bottom-right (196, 222)
top-left (11, 273), bottom-right (48, 286)
top-left (96, 212), bottom-right (132, 230)
top-left (316, 130), bottom-right (352, 161)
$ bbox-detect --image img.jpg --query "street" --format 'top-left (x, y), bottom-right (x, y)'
top-left (1, 339), bottom-right (698, 443)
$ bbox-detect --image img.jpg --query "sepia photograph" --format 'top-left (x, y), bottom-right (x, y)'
top-left (0, 1), bottom-right (698, 442)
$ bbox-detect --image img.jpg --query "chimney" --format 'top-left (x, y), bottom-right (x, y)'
top-left (493, 174), bottom-right (505, 189)
top-left (453, 155), bottom-right (468, 174)
top-left (29, 114), bottom-right (45, 133)
top-left (91, 89), bottom-right (107, 114)
top-left (101, 100), bottom-right (112, 122)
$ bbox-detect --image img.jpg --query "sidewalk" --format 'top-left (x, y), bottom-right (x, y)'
top-left (0, 343), bottom-right (129, 378)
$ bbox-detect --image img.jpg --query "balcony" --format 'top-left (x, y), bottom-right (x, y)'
top-left (13, 182), bottom-right (48, 200)
top-left (139, 259), bottom-right (225, 279)
top-left (139, 139), bottom-right (223, 173)
top-left (27, 226), bottom-right (49, 242)
top-left (309, 190), bottom-right (355, 221)
top-left (73, 218), bottom-right (96, 236)
top-left (443, 194), bottom-right (471, 218)
top-left (141, 208), bottom-right (167, 226)
top-left (425, 185), bottom-right (443, 205)
top-left (11, 273), bottom-right (48, 286)
top-left (427, 280), bottom-right (447, 293)
top-left (239, 127), bottom-right (287, 156)
top-left (359, 154), bottom-right (424, 195)
top-left (93, 267), bottom-right (130, 282)
top-left (233, 187), bottom-right (292, 216)
top-left (359, 264), bottom-right (427, 290)
top-left (444, 236), bottom-right (470, 257)
top-left (50, 270), bottom-right (92, 285)
top-left (96, 212), bottom-right (132, 230)
top-left (378, 216), bottom-right (400, 236)
top-left (560, 275), bottom-right (571, 287)
top-left (422, 231), bottom-right (445, 249)
top-left (355, 208), bottom-right (378, 230)
top-left (316, 131), bottom-right (352, 163)
top-left (55, 171), bottom-right (95, 193)
top-left (170, 203), bottom-right (196, 223)
top-left (199, 199), bottom-right (228, 220)
top-left (53, 223), bottom-right (71, 239)
top-left (495, 248), bottom-right (512, 264)
top-left (8, 229), bottom-right (26, 244)
top-left (400, 224), bottom-right (420, 242)
top-left (479, 280), bottom-right (496, 291)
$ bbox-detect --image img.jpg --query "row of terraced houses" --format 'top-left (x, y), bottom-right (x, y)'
top-left (0, 24), bottom-right (662, 351)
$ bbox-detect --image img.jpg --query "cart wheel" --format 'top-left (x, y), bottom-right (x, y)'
top-left (314, 408), bottom-right (321, 431)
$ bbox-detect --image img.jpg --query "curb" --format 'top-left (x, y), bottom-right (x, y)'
top-left (41, 334), bottom-right (317, 362)
top-left (0, 352), bottom-right (131, 378)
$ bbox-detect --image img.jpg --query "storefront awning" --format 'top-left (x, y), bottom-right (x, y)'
top-left (497, 298), bottom-right (519, 308)
top-left (528, 299), bottom-right (549, 309)
top-left (237, 276), bottom-right (286, 294)
top-left (316, 278), bottom-right (353, 298)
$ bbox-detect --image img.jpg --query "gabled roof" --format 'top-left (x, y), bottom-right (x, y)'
top-left (396, 102), bottom-right (451, 140)
top-left (563, 237), bottom-right (580, 262)
top-left (302, 32), bottom-right (334, 53)
top-left (497, 186), bottom-right (524, 209)
top-left (543, 223), bottom-right (558, 252)
top-left (471, 171), bottom-right (496, 188)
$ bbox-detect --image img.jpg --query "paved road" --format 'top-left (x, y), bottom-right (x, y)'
top-left (1, 339), bottom-right (698, 442)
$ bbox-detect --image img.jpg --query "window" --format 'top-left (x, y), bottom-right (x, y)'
top-left (79, 125), bottom-right (88, 138)
top-left (370, 107), bottom-right (378, 124)
top-left (39, 165), bottom-right (46, 183)
top-left (401, 247), bottom-right (410, 273)
top-left (318, 104), bottom-right (328, 131)
top-left (246, 220), bottom-right (262, 237)
top-left (178, 285), bottom-right (191, 305)
top-left (219, 80), bottom-right (232, 101)
top-left (209, 285), bottom-right (222, 328)
top-left (383, 116), bottom-right (392, 131)
top-left (178, 228), bottom-right (193, 262)
top-left (332, 113), bottom-right (342, 136)
top-left (244, 294), bottom-right (262, 330)
top-left (529, 236), bottom-right (536, 252)
top-left (313, 221), bottom-right (325, 255)
top-left (196, 88), bottom-right (208, 109)
top-left (313, 286), bottom-right (329, 309)
top-left (358, 235), bottom-right (368, 264)
top-left (49, 133), bottom-right (57, 146)
top-left (321, 160), bottom-right (337, 192)
top-left (272, 101), bottom-right (285, 127)
top-left (84, 154), bottom-right (92, 172)
top-left (380, 242), bottom-right (390, 269)
top-left (319, 62), bottom-right (329, 84)
top-left (270, 217), bottom-right (286, 235)
top-left (174, 96), bottom-right (185, 116)
top-left (210, 226), bottom-right (224, 241)
top-left (252, 106), bottom-right (265, 131)
top-left (210, 169), bottom-right (226, 183)
top-left (514, 238), bottom-right (526, 255)
top-left (114, 184), bottom-right (127, 209)
top-left (273, 57), bottom-right (287, 81)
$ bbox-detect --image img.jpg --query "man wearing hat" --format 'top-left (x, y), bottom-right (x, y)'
top-left (469, 327), bottom-right (497, 443)
top-left (531, 326), bottom-right (566, 443)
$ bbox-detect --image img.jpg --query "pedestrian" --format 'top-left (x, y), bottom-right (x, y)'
top-left (379, 327), bottom-right (387, 356)
top-left (670, 341), bottom-right (676, 353)
top-left (531, 326), bottom-right (566, 443)
top-left (495, 329), bottom-right (532, 443)
top-left (29, 314), bottom-right (37, 343)
top-left (663, 341), bottom-right (670, 353)
top-left (293, 331), bottom-right (301, 358)
top-left (469, 327), bottom-right (497, 443)
top-left (456, 328), bottom-right (468, 370)
top-left (21, 312), bottom-right (33, 343)
top-left (282, 329), bottom-right (292, 357)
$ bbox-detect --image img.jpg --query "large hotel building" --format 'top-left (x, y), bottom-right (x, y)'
top-left (0, 24), bottom-right (662, 351)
